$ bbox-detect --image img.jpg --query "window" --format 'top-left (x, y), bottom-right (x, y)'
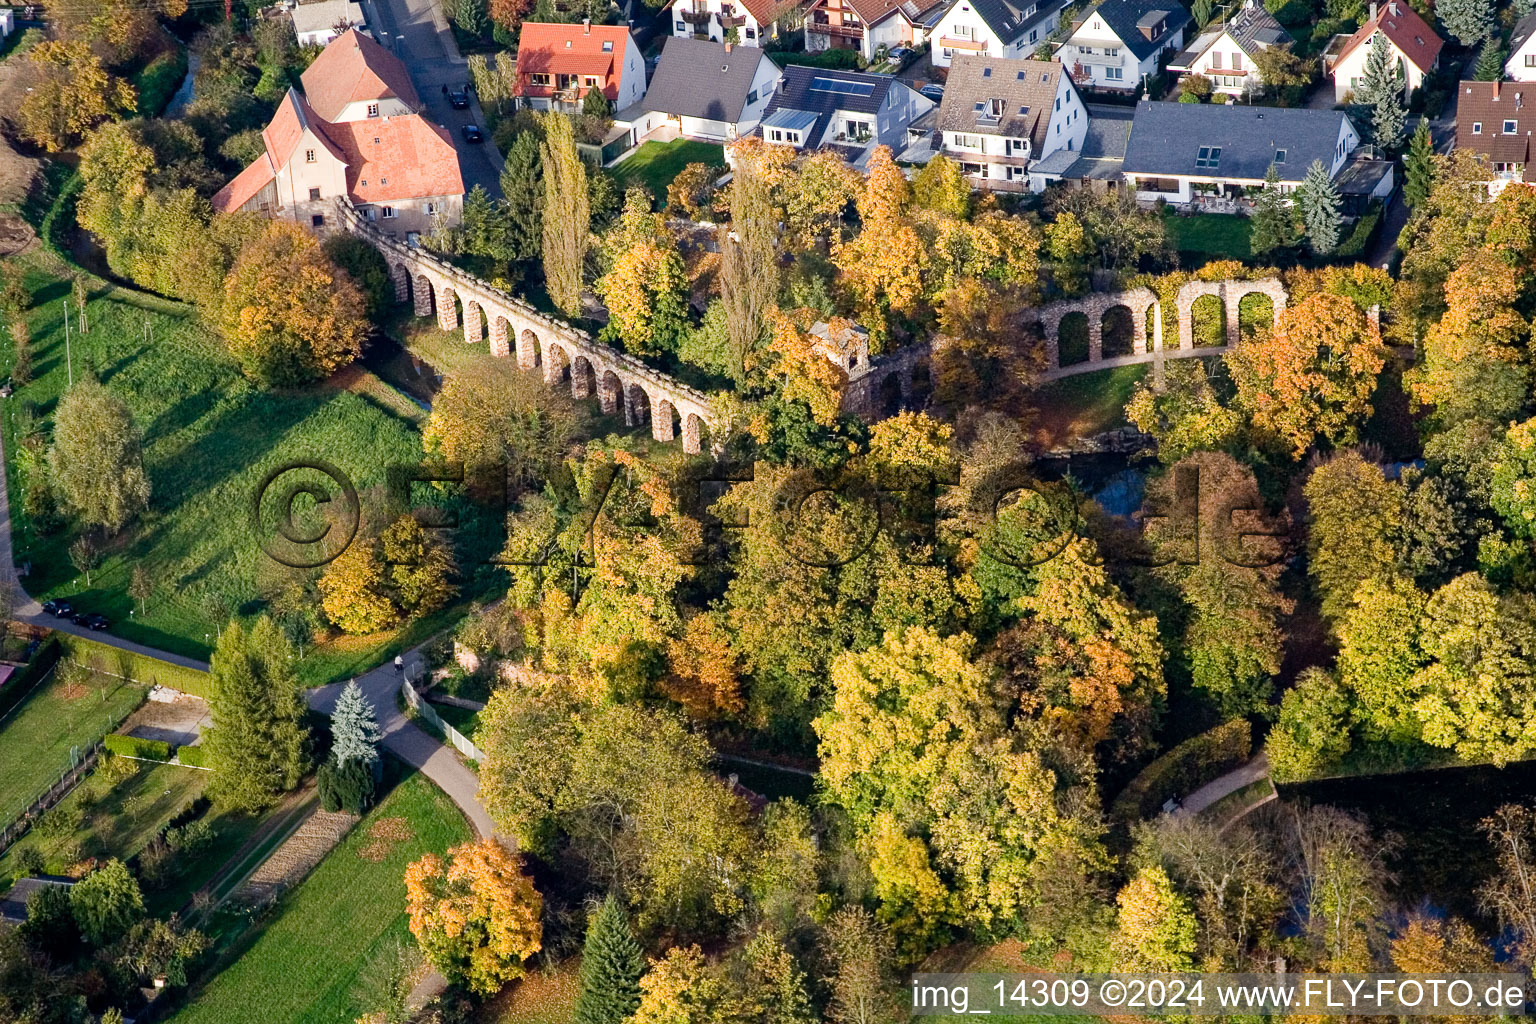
top-left (745, 26), bottom-right (755, 37)
top-left (305, 149), bottom-right (317, 162)
top-left (1092, 18), bottom-right (1101, 27)
top-left (381, 177), bottom-right (389, 185)
top-left (1054, 96), bottom-right (1060, 110)
top-left (382, 206), bottom-right (397, 219)
top-left (1231, 51), bottom-right (1242, 70)
top-left (602, 39), bottom-right (614, 50)
top-left (532, 73), bottom-right (552, 85)
top-left (422, 201), bottom-right (437, 214)
top-left (1527, 54), bottom-right (1535, 66)
top-left (584, 76), bottom-right (600, 86)
top-left (770, 128), bottom-right (784, 141)
top-left (983, 67), bottom-right (992, 76)
top-left (748, 88), bottom-right (759, 103)
top-left (365, 207), bottom-right (377, 222)
top-left (1210, 51), bottom-right (1222, 69)
top-left (1018, 104), bottom-right (1030, 114)
top-left (953, 133), bottom-right (983, 149)
top-left (676, 19), bottom-right (686, 29)
top-left (1105, 46), bottom-right (1118, 56)
top-left (1274, 148), bottom-right (1286, 163)
top-left (308, 187), bottom-right (322, 201)
top-left (360, 179), bottom-right (368, 186)
top-left (1106, 66), bottom-right (1123, 79)
top-left (1195, 145), bottom-right (1221, 168)
top-left (1506, 119), bottom-right (1519, 133)
top-left (1474, 121), bottom-right (1483, 134)
top-left (943, 47), bottom-right (953, 56)
top-left (312, 214), bottom-right (325, 226)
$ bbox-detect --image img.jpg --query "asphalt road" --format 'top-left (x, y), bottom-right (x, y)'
top-left (361, 0), bottom-right (505, 197)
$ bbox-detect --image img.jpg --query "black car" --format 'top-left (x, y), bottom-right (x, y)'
top-left (84, 614), bottom-right (109, 631)
top-left (448, 87), bottom-right (470, 110)
top-left (70, 611), bottom-right (90, 626)
top-left (461, 124), bottom-right (484, 144)
top-left (920, 83), bottom-right (944, 102)
top-left (42, 599), bottom-right (73, 617)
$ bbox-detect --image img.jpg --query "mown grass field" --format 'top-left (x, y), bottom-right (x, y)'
top-left (611, 139), bottom-right (726, 202)
top-left (1163, 210), bottom-right (1252, 260)
top-left (1032, 363), bottom-right (1148, 445)
top-left (0, 662), bottom-right (145, 824)
top-left (0, 253), bottom-right (427, 678)
top-left (169, 770), bottom-right (471, 1024)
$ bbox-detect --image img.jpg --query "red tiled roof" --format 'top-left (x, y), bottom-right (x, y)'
top-left (211, 152), bottom-right (276, 213)
top-left (1333, 1), bottom-right (1442, 73)
top-left (737, 0), bottom-right (801, 26)
top-left (1456, 80), bottom-right (1535, 177)
top-left (300, 28), bottom-right (422, 122)
top-left (514, 22), bottom-right (630, 95)
top-left (264, 89), bottom-right (346, 170)
top-left (327, 114), bottom-right (465, 203)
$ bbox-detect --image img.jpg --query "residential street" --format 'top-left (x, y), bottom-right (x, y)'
top-left (361, 0), bottom-right (505, 197)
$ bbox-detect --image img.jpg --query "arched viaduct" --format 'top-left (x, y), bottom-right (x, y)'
top-left (335, 201), bottom-right (718, 453)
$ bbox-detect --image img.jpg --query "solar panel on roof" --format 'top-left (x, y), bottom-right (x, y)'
top-left (810, 76), bottom-right (875, 96)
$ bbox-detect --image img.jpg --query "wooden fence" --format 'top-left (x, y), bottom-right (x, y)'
top-left (401, 677), bottom-right (485, 762)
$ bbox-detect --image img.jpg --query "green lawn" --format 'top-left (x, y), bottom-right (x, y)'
top-left (611, 139), bottom-right (726, 203)
top-left (432, 701), bottom-right (481, 740)
top-left (169, 770), bottom-right (472, 1024)
top-left (0, 758), bottom-right (204, 882)
top-left (1163, 210), bottom-right (1252, 260)
top-left (0, 663), bottom-right (145, 825)
top-left (1032, 363), bottom-right (1148, 446)
top-left (0, 253), bottom-right (428, 679)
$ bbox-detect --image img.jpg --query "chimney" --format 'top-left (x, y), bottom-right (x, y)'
top-left (1495, 79), bottom-right (1502, 100)
top-left (1388, 1), bottom-right (1398, 14)
top-left (1368, 1), bottom-right (1376, 19)
top-left (725, 38), bottom-right (733, 51)
top-left (583, 16), bottom-right (590, 32)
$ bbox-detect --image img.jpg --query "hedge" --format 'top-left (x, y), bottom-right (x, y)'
top-left (133, 47), bottom-right (189, 119)
top-left (175, 745), bottom-right (208, 768)
top-left (59, 635), bottom-right (213, 699)
top-left (0, 637), bottom-right (63, 721)
top-left (104, 733), bottom-right (174, 762)
top-left (770, 49), bottom-right (867, 71)
top-left (1110, 719), bottom-right (1252, 822)
top-left (1334, 201), bottom-right (1384, 261)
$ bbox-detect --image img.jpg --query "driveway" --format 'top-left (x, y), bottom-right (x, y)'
top-left (361, 0), bottom-right (505, 197)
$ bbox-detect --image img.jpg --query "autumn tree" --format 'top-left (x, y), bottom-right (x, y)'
top-left (424, 357), bottom-right (582, 491)
top-left (221, 221), bottom-right (367, 386)
top-left (911, 154), bottom-right (970, 219)
top-left (205, 618), bottom-right (310, 810)
top-left (489, 0), bottom-right (534, 29)
top-left (721, 137), bottom-right (794, 378)
top-left (380, 515), bottom-right (458, 618)
top-left (763, 307), bottom-right (847, 426)
top-left (406, 839), bottom-right (543, 995)
top-left (596, 191), bottom-right (690, 356)
top-left (1268, 667), bottom-right (1354, 781)
top-left (1045, 211), bottom-right (1094, 295)
top-left (318, 541), bottom-right (399, 635)
top-left (1337, 575), bottom-right (1428, 741)
top-left (47, 376), bottom-right (150, 534)
top-left (1126, 360), bottom-right (1244, 464)
top-left (1225, 292), bottom-right (1386, 457)
top-left (663, 612), bottom-right (743, 720)
top-left (832, 146), bottom-right (924, 344)
top-left (541, 112), bottom-right (590, 318)
top-left (18, 41), bottom-right (136, 152)
top-left (1290, 806), bottom-right (1390, 970)
top-left (822, 906), bottom-right (902, 1024)
top-left (1305, 452), bottom-right (1402, 622)
top-left (782, 148), bottom-right (862, 250)
top-left (1109, 866), bottom-right (1198, 971)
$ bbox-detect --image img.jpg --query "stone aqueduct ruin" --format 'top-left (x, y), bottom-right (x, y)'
top-left (337, 201), bottom-right (1288, 430)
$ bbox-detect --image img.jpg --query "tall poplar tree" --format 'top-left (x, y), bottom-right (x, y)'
top-left (502, 130), bottom-right (545, 262)
top-left (573, 894), bottom-right (645, 1024)
top-left (540, 112), bottom-right (590, 319)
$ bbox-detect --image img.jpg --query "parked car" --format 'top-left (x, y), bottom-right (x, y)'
top-left (42, 599), bottom-right (72, 617)
top-left (70, 612), bottom-right (90, 627)
top-left (84, 614), bottom-right (109, 631)
top-left (920, 83), bottom-right (944, 102)
top-left (448, 87), bottom-right (470, 109)
top-left (461, 124), bottom-right (484, 144)
top-left (888, 46), bottom-right (914, 64)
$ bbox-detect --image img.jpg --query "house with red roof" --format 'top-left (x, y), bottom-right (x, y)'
top-left (804, 0), bottom-right (948, 63)
top-left (667, 0), bottom-right (799, 47)
top-left (211, 31), bottom-right (464, 240)
top-left (513, 22), bottom-right (646, 113)
top-left (1324, 0), bottom-right (1442, 103)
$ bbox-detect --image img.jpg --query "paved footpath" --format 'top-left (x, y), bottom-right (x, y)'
top-left (0, 428), bottom-right (497, 841)
top-left (1173, 751), bottom-right (1273, 819)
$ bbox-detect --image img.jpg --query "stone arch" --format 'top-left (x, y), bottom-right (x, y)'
top-left (1058, 311), bottom-right (1090, 366)
top-left (626, 382), bottom-right (651, 428)
top-left (490, 315), bottom-right (511, 357)
top-left (599, 369), bottom-right (622, 415)
top-left (1102, 305), bottom-right (1135, 359)
top-left (909, 358), bottom-right (931, 408)
top-left (654, 397), bottom-right (679, 442)
top-left (1237, 291), bottom-right (1275, 342)
top-left (1189, 294), bottom-right (1225, 348)
top-left (571, 355), bottom-right (597, 400)
top-left (438, 284), bottom-right (461, 332)
top-left (517, 328), bottom-right (541, 370)
top-left (413, 274), bottom-right (434, 317)
top-left (878, 371), bottom-right (904, 416)
top-left (544, 342), bottom-right (571, 385)
top-left (683, 412), bottom-right (708, 455)
top-left (389, 262), bottom-right (410, 303)
top-left (463, 299), bottom-right (487, 344)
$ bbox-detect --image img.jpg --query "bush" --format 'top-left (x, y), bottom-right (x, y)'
top-left (165, 818), bottom-right (216, 857)
top-left (771, 48), bottom-right (866, 71)
top-left (1110, 719), bottom-right (1252, 821)
top-left (96, 751), bottom-right (139, 785)
top-left (175, 744), bottom-right (208, 768)
top-left (317, 756), bottom-right (375, 815)
top-left (11, 847), bottom-right (44, 877)
top-left (34, 805), bottom-right (84, 842)
top-left (134, 49), bottom-right (190, 118)
top-left (1334, 202), bottom-right (1384, 260)
top-left (102, 734), bottom-right (174, 762)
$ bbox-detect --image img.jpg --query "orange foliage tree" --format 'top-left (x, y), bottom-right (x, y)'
top-left (405, 839), bottom-right (544, 996)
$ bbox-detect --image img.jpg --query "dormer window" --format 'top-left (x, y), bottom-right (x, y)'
top-left (367, 103), bottom-right (379, 117)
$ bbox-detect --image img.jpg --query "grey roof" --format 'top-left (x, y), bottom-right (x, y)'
top-left (1042, 106), bottom-right (1132, 179)
top-left (641, 37), bottom-right (774, 123)
top-left (1121, 101), bottom-right (1354, 181)
top-left (757, 65), bottom-right (896, 149)
top-left (0, 877), bottom-right (75, 924)
top-left (1335, 154), bottom-right (1393, 195)
top-left (762, 107), bottom-right (820, 134)
top-left (936, 55), bottom-right (1070, 151)
top-left (1511, 9), bottom-right (1536, 57)
top-left (965, 0), bottom-right (1069, 46)
top-left (1074, 0), bottom-right (1192, 62)
top-left (1170, 0), bottom-right (1290, 66)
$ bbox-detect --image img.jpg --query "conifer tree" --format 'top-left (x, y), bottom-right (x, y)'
top-left (573, 894), bottom-right (645, 1024)
top-left (1296, 160), bottom-right (1342, 254)
top-left (540, 112), bottom-right (590, 319)
top-left (1404, 119), bottom-right (1436, 208)
top-left (1249, 164), bottom-right (1298, 257)
top-left (1358, 33), bottom-right (1407, 152)
top-left (1437, 0), bottom-right (1493, 45)
top-left (502, 130), bottom-right (545, 262)
top-left (206, 618), bottom-right (310, 811)
top-left (331, 680), bottom-right (382, 765)
top-left (1474, 37), bottom-right (1506, 80)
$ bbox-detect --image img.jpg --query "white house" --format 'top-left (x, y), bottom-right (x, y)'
top-left (290, 0), bottom-right (366, 47)
top-left (513, 23), bottom-right (647, 114)
top-left (1056, 0), bottom-right (1191, 92)
top-left (669, 0), bottom-right (799, 46)
top-left (929, 0), bottom-right (1068, 67)
top-left (628, 37), bottom-right (782, 142)
top-left (1120, 100), bottom-right (1360, 206)
top-left (755, 65), bottom-right (933, 168)
top-left (1325, 0), bottom-right (1441, 103)
top-left (804, 0), bottom-right (948, 63)
top-left (1508, 10), bottom-right (1536, 80)
top-left (1167, 0), bottom-right (1293, 97)
top-left (935, 55), bottom-right (1088, 190)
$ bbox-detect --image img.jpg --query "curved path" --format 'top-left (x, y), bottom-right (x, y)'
top-left (0, 429), bottom-right (497, 840)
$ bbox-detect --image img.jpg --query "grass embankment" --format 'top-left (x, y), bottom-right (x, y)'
top-left (611, 139), bottom-right (727, 202)
top-left (0, 252), bottom-right (427, 680)
top-left (169, 770), bottom-right (472, 1024)
top-left (1032, 364), bottom-right (1148, 445)
top-left (0, 661), bottom-right (144, 824)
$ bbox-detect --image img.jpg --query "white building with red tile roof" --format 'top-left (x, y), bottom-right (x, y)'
top-left (211, 31), bottom-right (463, 238)
top-left (667, 0), bottom-right (799, 47)
top-left (1325, 0), bottom-right (1441, 103)
top-left (513, 22), bottom-right (646, 113)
